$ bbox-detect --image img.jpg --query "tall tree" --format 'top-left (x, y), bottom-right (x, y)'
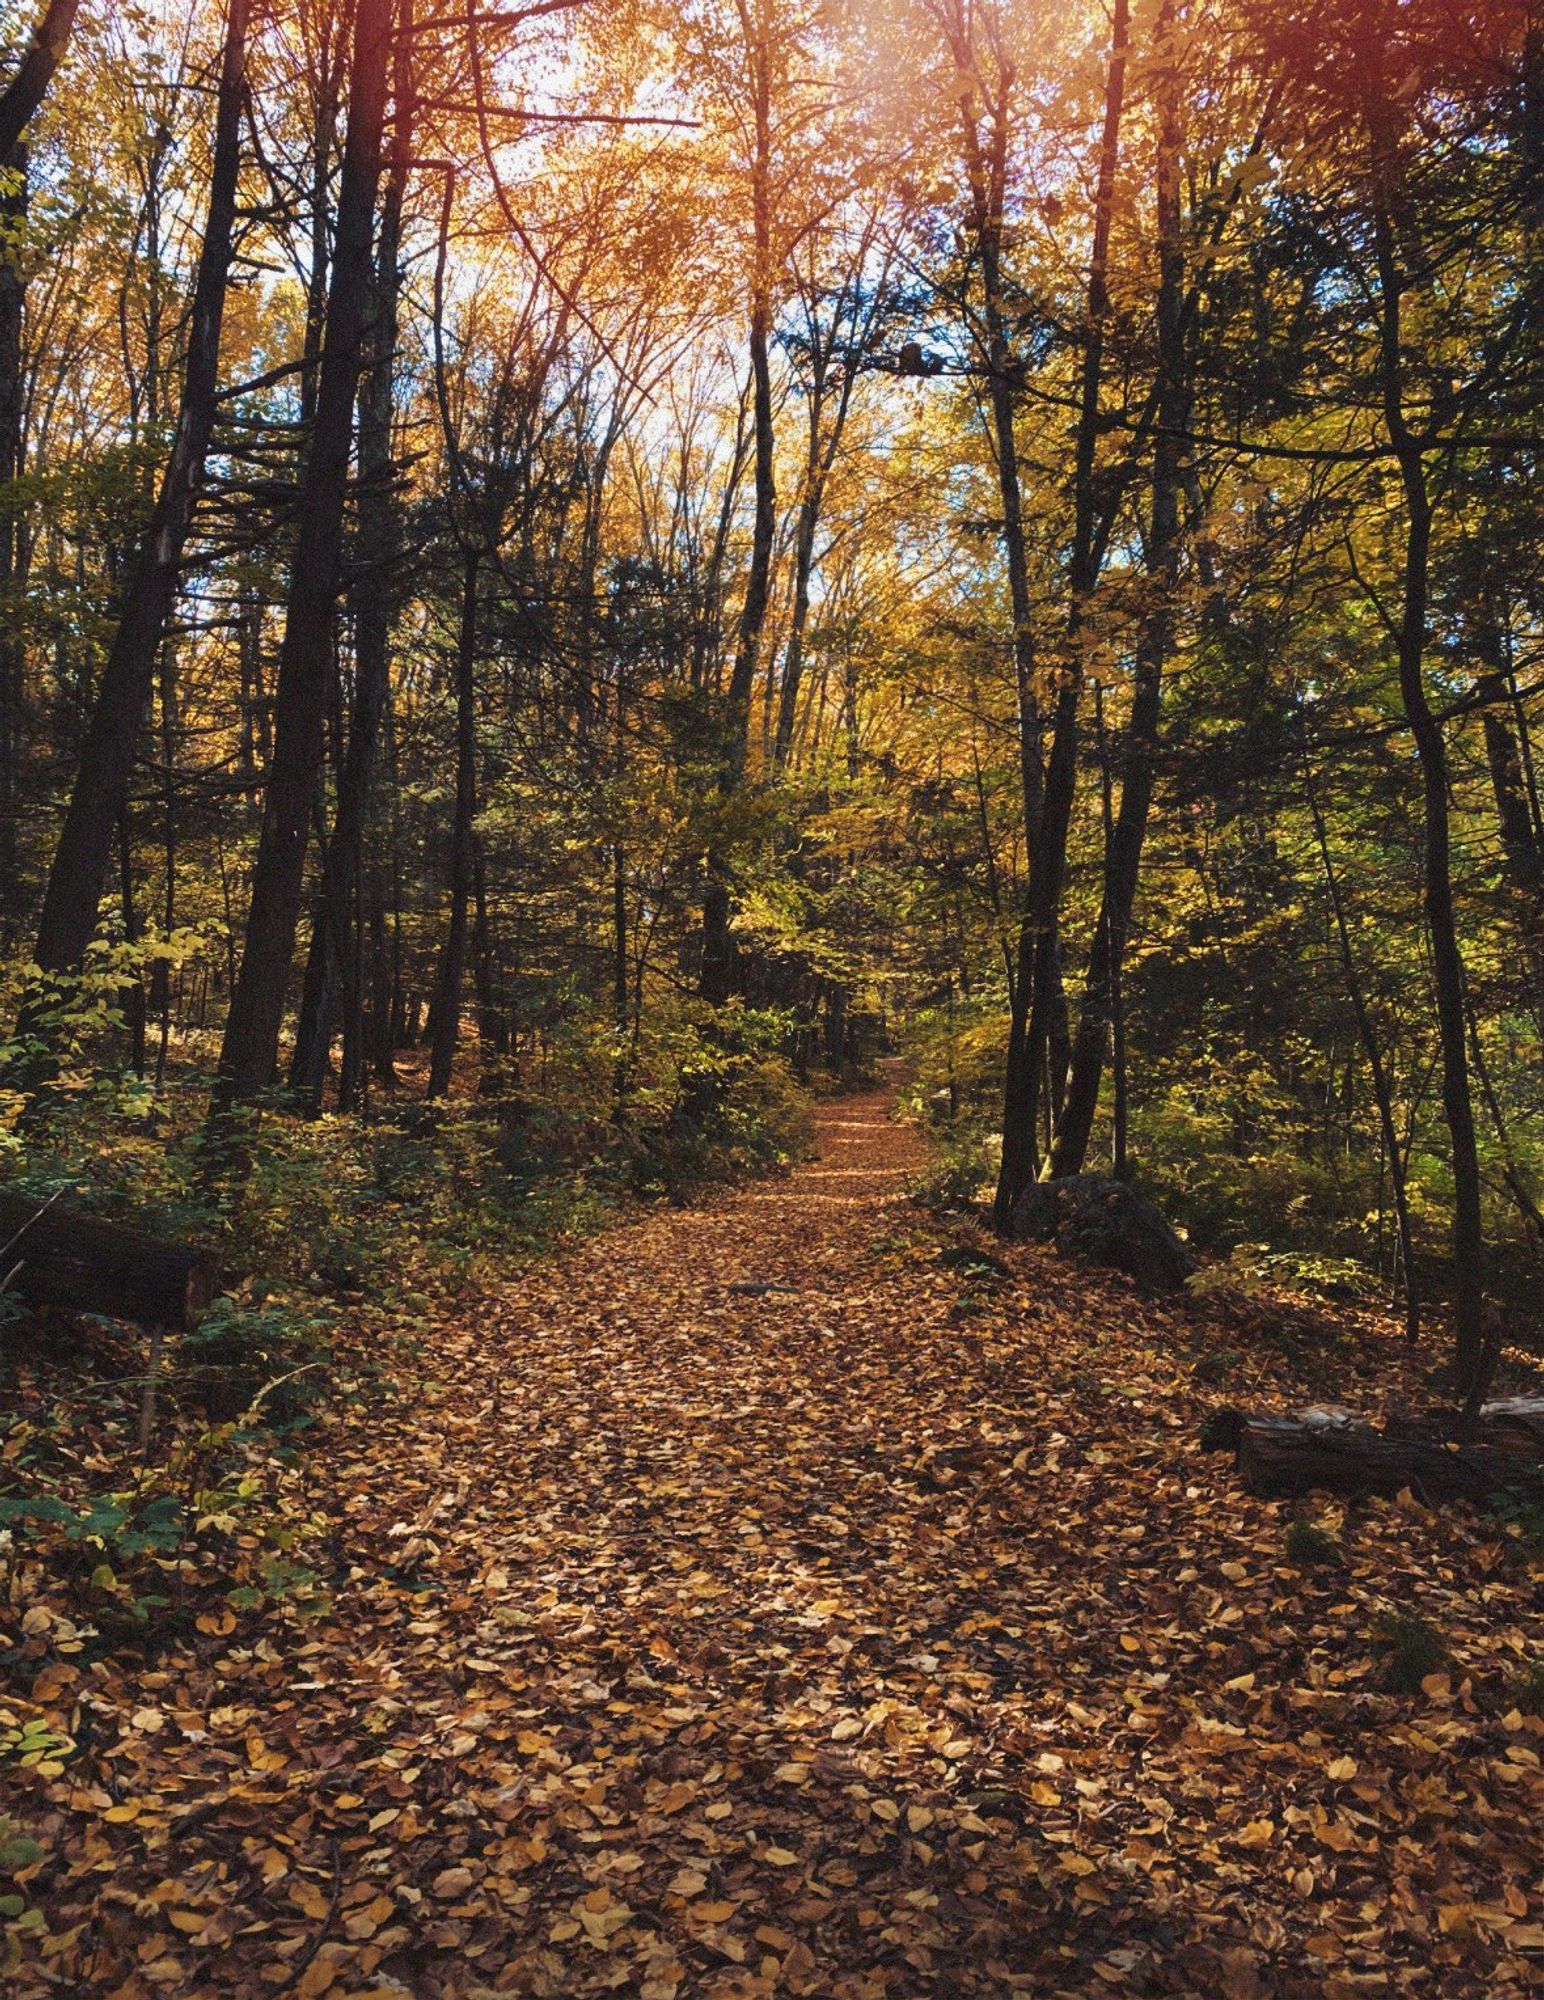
top-left (288, 0), bottom-right (415, 1111)
top-left (1364, 57), bottom-right (1485, 1391)
top-left (210, 0), bottom-right (394, 1118)
top-left (699, 0), bottom-right (778, 1005)
top-left (996, 0), bottom-right (1130, 1220)
top-left (27, 0), bottom-right (252, 1001)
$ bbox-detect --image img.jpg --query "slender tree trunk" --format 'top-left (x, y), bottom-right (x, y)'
top-left (0, 142), bottom-right (26, 928)
top-left (27, 0), bottom-right (250, 995)
top-left (700, 3), bottom-right (775, 1005)
top-left (1052, 5), bottom-right (1181, 1178)
top-left (117, 810), bottom-right (147, 1077)
top-left (471, 845), bottom-right (503, 1065)
top-left (931, 28), bottom-right (1045, 1225)
top-left (1302, 747), bottom-right (1420, 1341)
top-left (1007, 0), bottom-right (1130, 1212)
top-left (151, 642), bottom-right (177, 1086)
top-left (772, 449), bottom-right (823, 777)
top-left (1369, 106), bottom-right (1484, 1393)
top-left (210, 0), bottom-right (392, 1119)
top-left (426, 548), bottom-right (479, 1101)
top-left (1483, 694), bottom-right (1544, 1025)
top-left (773, 314), bottom-right (862, 771)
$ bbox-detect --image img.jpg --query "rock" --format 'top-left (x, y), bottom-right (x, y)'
top-left (1007, 1174), bottom-right (1195, 1293)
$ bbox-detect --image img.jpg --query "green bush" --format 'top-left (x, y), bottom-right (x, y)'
top-left (1285, 1517), bottom-right (1341, 1567)
top-left (1372, 1611), bottom-right (1447, 1694)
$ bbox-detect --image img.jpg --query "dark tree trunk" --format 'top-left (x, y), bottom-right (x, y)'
top-left (700, 14), bottom-right (775, 1006)
top-left (1053, 8), bottom-right (1181, 1179)
top-left (930, 19), bottom-right (1044, 1225)
top-left (289, 10), bottom-right (413, 1110)
top-left (426, 548), bottom-right (479, 1101)
top-left (772, 273), bottom-right (866, 771)
top-left (210, 0), bottom-right (392, 1119)
top-left (0, 144), bottom-right (27, 928)
top-left (0, 0), bottom-right (80, 160)
top-left (27, 0), bottom-right (250, 995)
top-left (1369, 103), bottom-right (1484, 1394)
top-left (772, 450), bottom-right (823, 778)
top-left (1484, 698), bottom-right (1544, 1024)
top-left (1006, 0), bottom-right (1130, 1215)
top-left (1302, 746), bottom-right (1420, 1341)
top-left (471, 845), bottom-right (504, 1064)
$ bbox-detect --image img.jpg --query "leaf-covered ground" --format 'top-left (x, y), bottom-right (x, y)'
top-left (5, 1085), bottom-right (1544, 1997)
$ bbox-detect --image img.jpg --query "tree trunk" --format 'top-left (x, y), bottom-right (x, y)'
top-left (700, 7), bottom-right (775, 1006)
top-left (0, 0), bottom-right (80, 161)
top-left (210, 0), bottom-right (392, 1119)
top-left (1483, 697), bottom-right (1544, 1025)
top-left (1008, 0), bottom-right (1131, 1212)
top-left (426, 548), bottom-right (479, 1101)
top-left (929, 24), bottom-right (1044, 1226)
top-left (1369, 106), bottom-right (1485, 1394)
top-left (1301, 744), bottom-right (1420, 1341)
top-left (772, 270), bottom-right (867, 771)
top-left (27, 0), bottom-right (250, 995)
top-left (1053, 13), bottom-right (1182, 1178)
top-left (0, 143), bottom-right (27, 929)
top-left (289, 8), bottom-right (413, 1110)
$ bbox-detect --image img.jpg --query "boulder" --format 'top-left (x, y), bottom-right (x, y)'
top-left (1008, 1174), bottom-right (1195, 1293)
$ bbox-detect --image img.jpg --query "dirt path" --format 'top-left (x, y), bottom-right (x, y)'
top-left (11, 1086), bottom-right (1544, 1997)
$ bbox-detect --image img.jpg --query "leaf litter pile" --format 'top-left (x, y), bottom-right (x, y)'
top-left (4, 1088), bottom-right (1544, 1998)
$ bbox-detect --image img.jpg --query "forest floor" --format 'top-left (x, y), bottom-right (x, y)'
top-left (6, 1079), bottom-right (1544, 1998)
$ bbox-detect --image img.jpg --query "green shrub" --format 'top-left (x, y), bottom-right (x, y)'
top-left (1372, 1611), bottom-right (1447, 1694)
top-left (1285, 1517), bottom-right (1341, 1567)
top-left (178, 1294), bottom-right (331, 1427)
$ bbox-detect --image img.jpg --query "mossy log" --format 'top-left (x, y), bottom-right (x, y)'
top-left (0, 1191), bottom-right (218, 1331)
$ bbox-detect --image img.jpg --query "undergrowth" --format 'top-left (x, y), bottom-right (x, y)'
top-left (0, 991), bottom-right (815, 1658)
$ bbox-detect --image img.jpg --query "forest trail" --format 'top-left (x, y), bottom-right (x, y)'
top-left (14, 1081), bottom-right (1544, 1998)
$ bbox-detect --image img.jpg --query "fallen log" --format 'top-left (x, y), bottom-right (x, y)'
top-left (1201, 1402), bottom-right (1544, 1506)
top-left (0, 1190), bottom-right (218, 1331)
top-left (1379, 1398), bottom-right (1544, 1455)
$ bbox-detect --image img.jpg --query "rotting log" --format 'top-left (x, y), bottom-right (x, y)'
top-left (1200, 1402), bottom-right (1544, 1506)
top-left (0, 1191), bottom-right (218, 1330)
